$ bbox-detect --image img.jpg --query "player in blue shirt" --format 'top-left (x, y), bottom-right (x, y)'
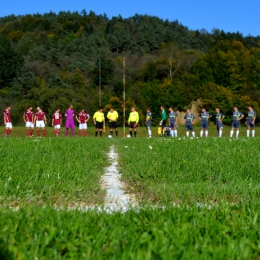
top-left (146, 108), bottom-right (152, 138)
top-left (246, 106), bottom-right (256, 137)
top-left (230, 107), bottom-right (244, 137)
top-left (199, 108), bottom-right (212, 137)
top-left (184, 109), bottom-right (196, 137)
top-left (215, 108), bottom-right (225, 137)
top-left (168, 107), bottom-right (178, 137)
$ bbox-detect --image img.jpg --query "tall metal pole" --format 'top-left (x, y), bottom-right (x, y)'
top-left (123, 58), bottom-right (126, 138)
top-left (99, 58), bottom-right (102, 107)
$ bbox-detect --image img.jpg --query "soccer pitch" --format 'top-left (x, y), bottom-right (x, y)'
top-left (1, 136), bottom-right (260, 259)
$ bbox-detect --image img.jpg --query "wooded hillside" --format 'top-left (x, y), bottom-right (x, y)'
top-left (0, 10), bottom-right (260, 125)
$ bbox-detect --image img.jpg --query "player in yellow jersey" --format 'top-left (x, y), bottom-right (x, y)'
top-left (93, 107), bottom-right (105, 137)
top-left (128, 107), bottom-right (139, 137)
top-left (107, 107), bottom-right (119, 137)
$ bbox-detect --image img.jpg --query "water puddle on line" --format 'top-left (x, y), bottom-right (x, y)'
top-left (101, 145), bottom-right (137, 212)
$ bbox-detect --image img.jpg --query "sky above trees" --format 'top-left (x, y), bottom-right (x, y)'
top-left (1, 0), bottom-right (259, 36)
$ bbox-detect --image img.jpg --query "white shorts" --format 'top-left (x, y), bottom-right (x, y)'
top-left (36, 121), bottom-right (45, 128)
top-left (25, 122), bottom-right (34, 128)
top-left (54, 125), bottom-right (61, 129)
top-left (5, 122), bottom-right (12, 128)
top-left (79, 123), bottom-right (87, 130)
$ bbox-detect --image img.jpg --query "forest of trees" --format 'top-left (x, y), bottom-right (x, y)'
top-left (0, 10), bottom-right (260, 125)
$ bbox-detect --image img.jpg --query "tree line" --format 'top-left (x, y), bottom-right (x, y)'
top-left (0, 10), bottom-right (260, 126)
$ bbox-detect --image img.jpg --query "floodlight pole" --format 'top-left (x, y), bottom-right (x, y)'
top-left (123, 58), bottom-right (126, 138)
top-left (99, 58), bottom-right (102, 107)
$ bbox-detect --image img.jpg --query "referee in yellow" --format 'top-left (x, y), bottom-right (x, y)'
top-left (107, 107), bottom-right (119, 137)
top-left (128, 107), bottom-right (139, 137)
top-left (93, 107), bottom-right (105, 137)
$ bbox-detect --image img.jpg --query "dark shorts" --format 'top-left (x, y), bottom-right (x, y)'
top-left (170, 121), bottom-right (176, 128)
top-left (161, 120), bottom-right (167, 128)
top-left (146, 122), bottom-right (151, 128)
top-left (216, 122), bottom-right (223, 130)
top-left (95, 122), bottom-right (103, 129)
top-left (201, 121), bottom-right (209, 129)
top-left (129, 122), bottom-right (137, 128)
top-left (231, 121), bottom-right (240, 128)
top-left (247, 121), bottom-right (255, 128)
top-left (109, 122), bottom-right (118, 129)
top-left (186, 124), bottom-right (194, 131)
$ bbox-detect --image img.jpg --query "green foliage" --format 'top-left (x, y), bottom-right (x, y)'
top-left (0, 35), bottom-right (24, 89)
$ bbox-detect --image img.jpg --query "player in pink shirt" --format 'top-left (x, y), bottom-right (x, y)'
top-left (52, 108), bottom-right (62, 136)
top-left (76, 109), bottom-right (90, 136)
top-left (34, 106), bottom-right (47, 137)
top-left (3, 106), bottom-right (12, 137)
top-left (23, 106), bottom-right (34, 137)
top-left (65, 104), bottom-right (75, 136)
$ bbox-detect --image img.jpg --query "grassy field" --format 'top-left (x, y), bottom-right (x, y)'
top-left (117, 137), bottom-right (260, 204)
top-left (1, 136), bottom-right (260, 259)
top-left (0, 138), bottom-right (110, 208)
top-left (1, 205), bottom-right (260, 259)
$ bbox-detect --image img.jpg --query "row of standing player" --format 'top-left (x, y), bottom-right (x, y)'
top-left (145, 106), bottom-right (256, 138)
top-left (2, 105), bottom-right (136, 137)
top-left (3, 105), bottom-right (257, 138)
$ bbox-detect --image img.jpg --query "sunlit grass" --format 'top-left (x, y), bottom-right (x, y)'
top-left (117, 137), bottom-right (260, 204)
top-left (0, 138), bottom-right (110, 207)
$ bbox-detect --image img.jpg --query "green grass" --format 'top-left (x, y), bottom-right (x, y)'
top-left (0, 138), bottom-right (110, 207)
top-left (1, 205), bottom-right (260, 259)
top-left (117, 137), bottom-right (260, 204)
top-left (1, 135), bottom-right (260, 259)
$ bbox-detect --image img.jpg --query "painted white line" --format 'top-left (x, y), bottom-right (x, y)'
top-left (101, 145), bottom-right (136, 212)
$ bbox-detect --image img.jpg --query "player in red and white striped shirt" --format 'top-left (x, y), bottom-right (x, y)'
top-left (23, 106), bottom-right (34, 137)
top-left (34, 106), bottom-right (47, 137)
top-left (76, 109), bottom-right (90, 136)
top-left (52, 108), bottom-right (62, 136)
top-left (3, 106), bottom-right (12, 137)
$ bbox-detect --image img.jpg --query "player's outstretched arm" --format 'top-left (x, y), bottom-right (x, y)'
top-left (238, 114), bottom-right (244, 120)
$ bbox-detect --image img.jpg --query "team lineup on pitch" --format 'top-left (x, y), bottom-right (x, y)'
top-left (2, 104), bottom-right (257, 138)
top-left (3, 105), bottom-right (256, 138)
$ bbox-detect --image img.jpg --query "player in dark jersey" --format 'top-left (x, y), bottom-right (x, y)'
top-left (160, 106), bottom-right (167, 136)
top-left (230, 107), bottom-right (244, 137)
top-left (168, 107), bottom-right (178, 137)
top-left (215, 108), bottom-right (225, 137)
top-left (184, 109), bottom-right (196, 137)
top-left (199, 108), bottom-right (212, 137)
top-left (246, 106), bottom-right (256, 137)
top-left (146, 108), bottom-right (152, 138)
